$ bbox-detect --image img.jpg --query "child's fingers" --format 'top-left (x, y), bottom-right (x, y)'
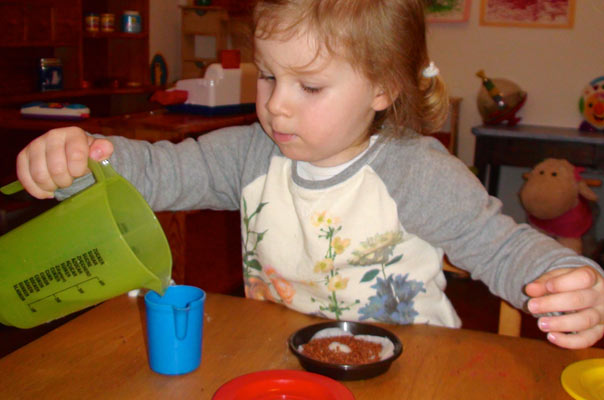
top-left (525, 266), bottom-right (599, 299)
top-left (20, 136), bottom-right (59, 196)
top-left (88, 137), bottom-right (114, 162)
top-left (528, 287), bottom-right (599, 314)
top-left (16, 148), bottom-right (54, 199)
top-left (543, 266), bottom-right (598, 294)
top-left (537, 307), bottom-right (602, 333)
top-left (15, 127), bottom-right (96, 199)
top-left (524, 268), bottom-right (571, 298)
top-left (62, 129), bottom-right (94, 179)
top-left (45, 129), bottom-right (81, 189)
top-left (64, 134), bottom-right (114, 177)
top-left (546, 324), bottom-right (604, 349)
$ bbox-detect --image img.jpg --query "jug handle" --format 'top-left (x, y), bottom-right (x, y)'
top-left (0, 180), bottom-right (23, 195)
top-left (0, 159), bottom-right (116, 195)
top-left (89, 159), bottom-right (119, 182)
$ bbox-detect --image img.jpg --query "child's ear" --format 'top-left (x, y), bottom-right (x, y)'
top-left (372, 86), bottom-right (395, 111)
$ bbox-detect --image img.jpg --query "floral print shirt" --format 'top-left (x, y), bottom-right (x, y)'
top-left (240, 153), bottom-right (458, 326)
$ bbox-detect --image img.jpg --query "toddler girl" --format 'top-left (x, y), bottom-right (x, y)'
top-left (14, 0), bottom-right (604, 348)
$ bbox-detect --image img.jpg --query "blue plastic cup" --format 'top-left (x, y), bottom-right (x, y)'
top-left (144, 285), bottom-right (206, 375)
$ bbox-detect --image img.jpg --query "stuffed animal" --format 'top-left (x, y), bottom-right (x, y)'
top-left (519, 158), bottom-right (599, 255)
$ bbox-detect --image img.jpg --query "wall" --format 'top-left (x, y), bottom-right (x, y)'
top-left (427, 0), bottom-right (604, 164)
top-left (149, 0), bottom-right (184, 85)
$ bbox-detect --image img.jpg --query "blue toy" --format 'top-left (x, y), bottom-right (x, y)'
top-left (20, 102), bottom-right (90, 120)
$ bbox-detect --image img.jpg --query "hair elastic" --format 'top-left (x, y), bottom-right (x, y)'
top-left (422, 61), bottom-right (439, 78)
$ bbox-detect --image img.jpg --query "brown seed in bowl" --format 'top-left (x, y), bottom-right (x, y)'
top-left (300, 335), bottom-right (383, 365)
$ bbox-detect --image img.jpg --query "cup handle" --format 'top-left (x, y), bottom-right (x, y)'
top-left (173, 307), bottom-right (189, 341)
top-left (0, 159), bottom-right (117, 195)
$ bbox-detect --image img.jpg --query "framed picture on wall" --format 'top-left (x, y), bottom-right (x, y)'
top-left (426, 0), bottom-right (471, 23)
top-left (480, 0), bottom-right (575, 28)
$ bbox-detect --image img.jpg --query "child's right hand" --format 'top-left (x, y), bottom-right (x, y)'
top-left (16, 127), bottom-right (114, 199)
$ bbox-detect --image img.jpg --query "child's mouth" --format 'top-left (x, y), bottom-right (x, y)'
top-left (273, 131), bottom-right (296, 143)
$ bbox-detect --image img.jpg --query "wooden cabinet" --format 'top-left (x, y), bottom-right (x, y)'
top-left (0, 0), bottom-right (153, 106)
top-left (180, 6), bottom-right (230, 79)
top-left (155, 209), bottom-right (243, 294)
top-left (0, 0), bottom-right (81, 95)
top-left (179, 4), bottom-right (254, 79)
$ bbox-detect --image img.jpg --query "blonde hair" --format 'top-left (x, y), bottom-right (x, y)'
top-left (252, 0), bottom-right (449, 136)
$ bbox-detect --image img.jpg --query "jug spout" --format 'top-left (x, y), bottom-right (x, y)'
top-left (144, 278), bottom-right (170, 296)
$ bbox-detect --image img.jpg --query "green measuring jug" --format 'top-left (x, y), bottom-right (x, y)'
top-left (0, 159), bottom-right (172, 329)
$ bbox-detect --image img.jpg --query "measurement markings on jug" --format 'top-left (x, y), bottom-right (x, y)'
top-left (12, 248), bottom-right (106, 302)
top-left (26, 277), bottom-right (106, 312)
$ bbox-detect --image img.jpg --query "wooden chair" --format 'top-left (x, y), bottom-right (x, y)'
top-left (498, 299), bottom-right (522, 336)
top-left (443, 257), bottom-right (522, 337)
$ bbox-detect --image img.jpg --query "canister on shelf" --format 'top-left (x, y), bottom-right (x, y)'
top-left (85, 13), bottom-right (100, 32)
top-left (122, 11), bottom-right (142, 33)
top-left (39, 58), bottom-right (63, 92)
top-left (101, 13), bottom-right (115, 32)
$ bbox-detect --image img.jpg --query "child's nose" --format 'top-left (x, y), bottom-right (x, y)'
top-left (266, 85), bottom-right (291, 117)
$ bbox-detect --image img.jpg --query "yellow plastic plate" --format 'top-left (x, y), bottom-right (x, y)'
top-left (561, 358), bottom-right (604, 400)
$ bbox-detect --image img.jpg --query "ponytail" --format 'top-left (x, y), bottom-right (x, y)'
top-left (418, 74), bottom-right (449, 134)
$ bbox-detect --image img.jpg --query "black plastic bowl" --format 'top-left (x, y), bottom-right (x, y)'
top-left (288, 321), bottom-right (403, 381)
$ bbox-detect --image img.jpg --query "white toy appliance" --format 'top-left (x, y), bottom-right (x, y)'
top-left (166, 51), bottom-right (257, 116)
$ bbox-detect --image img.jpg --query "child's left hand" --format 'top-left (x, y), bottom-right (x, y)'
top-left (525, 266), bottom-right (604, 349)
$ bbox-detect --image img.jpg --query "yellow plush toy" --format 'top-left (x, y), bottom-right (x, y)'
top-left (519, 158), bottom-right (599, 255)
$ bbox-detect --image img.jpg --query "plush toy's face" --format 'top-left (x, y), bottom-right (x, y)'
top-left (519, 159), bottom-right (578, 220)
top-left (580, 77), bottom-right (604, 130)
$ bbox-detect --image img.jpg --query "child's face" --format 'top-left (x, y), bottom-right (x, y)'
top-left (254, 31), bottom-right (388, 167)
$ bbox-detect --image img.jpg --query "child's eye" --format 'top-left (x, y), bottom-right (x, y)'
top-left (301, 84), bottom-right (321, 94)
top-left (258, 71), bottom-right (275, 81)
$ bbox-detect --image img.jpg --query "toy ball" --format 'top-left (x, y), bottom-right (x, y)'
top-left (476, 70), bottom-right (527, 126)
top-left (578, 76), bottom-right (604, 132)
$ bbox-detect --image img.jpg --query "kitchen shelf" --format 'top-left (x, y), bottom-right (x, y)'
top-left (83, 32), bottom-right (148, 40)
top-left (0, 0), bottom-right (150, 99)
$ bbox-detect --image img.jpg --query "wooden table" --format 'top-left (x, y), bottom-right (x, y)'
top-left (472, 124), bottom-right (604, 196)
top-left (1, 293), bottom-right (602, 399)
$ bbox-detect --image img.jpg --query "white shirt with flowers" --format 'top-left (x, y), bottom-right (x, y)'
top-left (241, 154), bottom-right (461, 327)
